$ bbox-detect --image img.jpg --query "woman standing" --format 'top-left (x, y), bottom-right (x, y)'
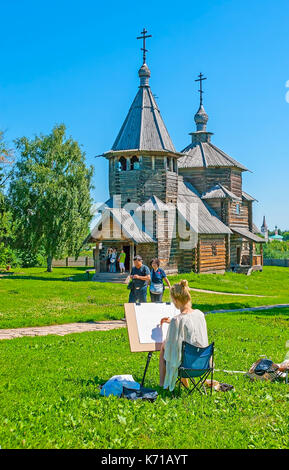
top-left (159, 280), bottom-right (209, 391)
top-left (106, 248), bottom-right (112, 272)
top-left (109, 248), bottom-right (117, 273)
top-left (149, 258), bottom-right (171, 303)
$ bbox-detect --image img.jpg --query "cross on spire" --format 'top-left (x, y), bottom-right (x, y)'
top-left (195, 72), bottom-right (207, 106)
top-left (137, 28), bottom-right (152, 64)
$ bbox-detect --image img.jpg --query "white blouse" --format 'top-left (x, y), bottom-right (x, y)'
top-left (163, 309), bottom-right (209, 391)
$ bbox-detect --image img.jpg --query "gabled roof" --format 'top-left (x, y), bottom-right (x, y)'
top-left (242, 191), bottom-right (257, 202)
top-left (177, 179), bottom-right (232, 235)
top-left (178, 141), bottom-right (249, 171)
top-left (109, 64), bottom-right (176, 154)
top-left (89, 206), bottom-right (155, 244)
top-left (135, 195), bottom-right (173, 212)
top-left (201, 183), bottom-right (241, 201)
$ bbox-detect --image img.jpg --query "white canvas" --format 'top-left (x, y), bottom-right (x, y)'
top-left (135, 303), bottom-right (180, 344)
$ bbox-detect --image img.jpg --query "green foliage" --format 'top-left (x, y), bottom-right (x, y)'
top-left (9, 124), bottom-right (93, 271)
top-left (263, 240), bottom-right (289, 259)
top-left (0, 312), bottom-right (289, 449)
top-left (15, 247), bottom-right (46, 268)
top-left (0, 132), bottom-right (15, 267)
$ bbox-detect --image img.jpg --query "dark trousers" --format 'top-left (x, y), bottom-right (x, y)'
top-left (150, 287), bottom-right (164, 303)
top-left (150, 292), bottom-right (163, 303)
top-left (129, 286), bottom-right (148, 303)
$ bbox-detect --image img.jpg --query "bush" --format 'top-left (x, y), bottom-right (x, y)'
top-left (15, 248), bottom-right (46, 268)
top-left (263, 240), bottom-right (289, 259)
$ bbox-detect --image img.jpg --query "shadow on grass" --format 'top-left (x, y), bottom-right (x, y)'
top-left (214, 309), bottom-right (289, 317)
top-left (3, 270), bottom-right (89, 283)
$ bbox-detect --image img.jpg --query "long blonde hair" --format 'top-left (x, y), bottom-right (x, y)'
top-left (170, 279), bottom-right (191, 306)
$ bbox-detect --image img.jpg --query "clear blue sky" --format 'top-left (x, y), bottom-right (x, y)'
top-left (1, 0), bottom-right (288, 230)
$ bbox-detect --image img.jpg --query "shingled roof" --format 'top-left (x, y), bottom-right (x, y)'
top-left (231, 227), bottom-right (266, 243)
top-left (179, 141), bottom-right (248, 171)
top-left (177, 178), bottom-right (232, 235)
top-left (110, 64), bottom-right (176, 154)
top-left (201, 183), bottom-right (241, 201)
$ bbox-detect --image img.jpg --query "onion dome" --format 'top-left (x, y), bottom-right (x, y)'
top-left (138, 63), bottom-right (151, 87)
top-left (194, 104), bottom-right (209, 132)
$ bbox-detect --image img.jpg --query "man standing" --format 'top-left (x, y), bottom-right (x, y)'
top-left (128, 255), bottom-right (150, 303)
top-left (118, 249), bottom-right (126, 273)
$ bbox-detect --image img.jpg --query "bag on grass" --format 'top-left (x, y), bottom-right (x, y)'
top-left (248, 358), bottom-right (281, 382)
top-left (100, 375), bottom-right (140, 397)
top-left (122, 386), bottom-right (158, 402)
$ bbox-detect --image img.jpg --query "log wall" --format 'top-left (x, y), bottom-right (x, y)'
top-left (198, 234), bottom-right (227, 273)
top-left (109, 156), bottom-right (178, 206)
top-left (229, 200), bottom-right (249, 229)
top-left (179, 167), bottom-right (242, 199)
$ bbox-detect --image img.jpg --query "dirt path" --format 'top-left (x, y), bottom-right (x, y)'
top-left (189, 288), bottom-right (265, 297)
top-left (1, 303), bottom-right (289, 341)
top-left (0, 320), bottom-right (126, 340)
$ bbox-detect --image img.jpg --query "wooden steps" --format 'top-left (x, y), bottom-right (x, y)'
top-left (91, 272), bottom-right (130, 284)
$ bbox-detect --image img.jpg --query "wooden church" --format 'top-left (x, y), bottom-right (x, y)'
top-left (88, 30), bottom-right (265, 274)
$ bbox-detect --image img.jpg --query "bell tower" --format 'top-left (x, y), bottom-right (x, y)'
top-left (102, 29), bottom-right (181, 207)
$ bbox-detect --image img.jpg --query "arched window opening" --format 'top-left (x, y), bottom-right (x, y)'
top-left (173, 158), bottom-right (177, 172)
top-left (130, 155), bottom-right (140, 170)
top-left (117, 156), bottom-right (127, 172)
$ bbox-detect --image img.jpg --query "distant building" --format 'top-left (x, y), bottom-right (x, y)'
top-left (269, 226), bottom-right (283, 241)
top-left (261, 216), bottom-right (269, 242)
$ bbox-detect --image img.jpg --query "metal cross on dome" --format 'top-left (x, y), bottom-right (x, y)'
top-left (137, 28), bottom-right (152, 64)
top-left (195, 72), bottom-right (207, 106)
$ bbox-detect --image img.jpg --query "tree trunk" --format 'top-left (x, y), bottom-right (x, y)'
top-left (47, 256), bottom-right (53, 272)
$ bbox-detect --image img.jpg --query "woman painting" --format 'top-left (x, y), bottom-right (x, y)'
top-left (159, 280), bottom-right (209, 391)
top-left (149, 258), bottom-right (171, 303)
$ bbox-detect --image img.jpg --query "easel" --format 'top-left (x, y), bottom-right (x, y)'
top-left (141, 351), bottom-right (153, 386)
top-left (124, 302), bottom-right (179, 387)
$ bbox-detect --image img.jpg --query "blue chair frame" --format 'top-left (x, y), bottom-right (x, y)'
top-left (176, 341), bottom-right (214, 395)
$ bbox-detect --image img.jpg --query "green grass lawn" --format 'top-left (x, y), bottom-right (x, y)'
top-left (0, 310), bottom-right (289, 449)
top-left (0, 266), bottom-right (288, 329)
top-left (170, 265), bottom-right (289, 296)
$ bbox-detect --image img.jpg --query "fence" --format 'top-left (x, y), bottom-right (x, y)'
top-left (263, 258), bottom-right (289, 267)
top-left (52, 257), bottom-right (95, 267)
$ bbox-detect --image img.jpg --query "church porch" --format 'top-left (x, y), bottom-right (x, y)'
top-left (230, 229), bottom-right (265, 273)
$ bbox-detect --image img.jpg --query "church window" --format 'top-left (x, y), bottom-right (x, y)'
top-left (130, 155), bottom-right (140, 170)
top-left (211, 242), bottom-right (217, 256)
top-left (236, 203), bottom-right (241, 215)
top-left (173, 158), bottom-right (177, 172)
top-left (166, 157), bottom-right (171, 170)
top-left (118, 156), bottom-right (127, 171)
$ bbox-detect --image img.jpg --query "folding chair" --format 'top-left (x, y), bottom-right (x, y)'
top-left (176, 341), bottom-right (214, 395)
